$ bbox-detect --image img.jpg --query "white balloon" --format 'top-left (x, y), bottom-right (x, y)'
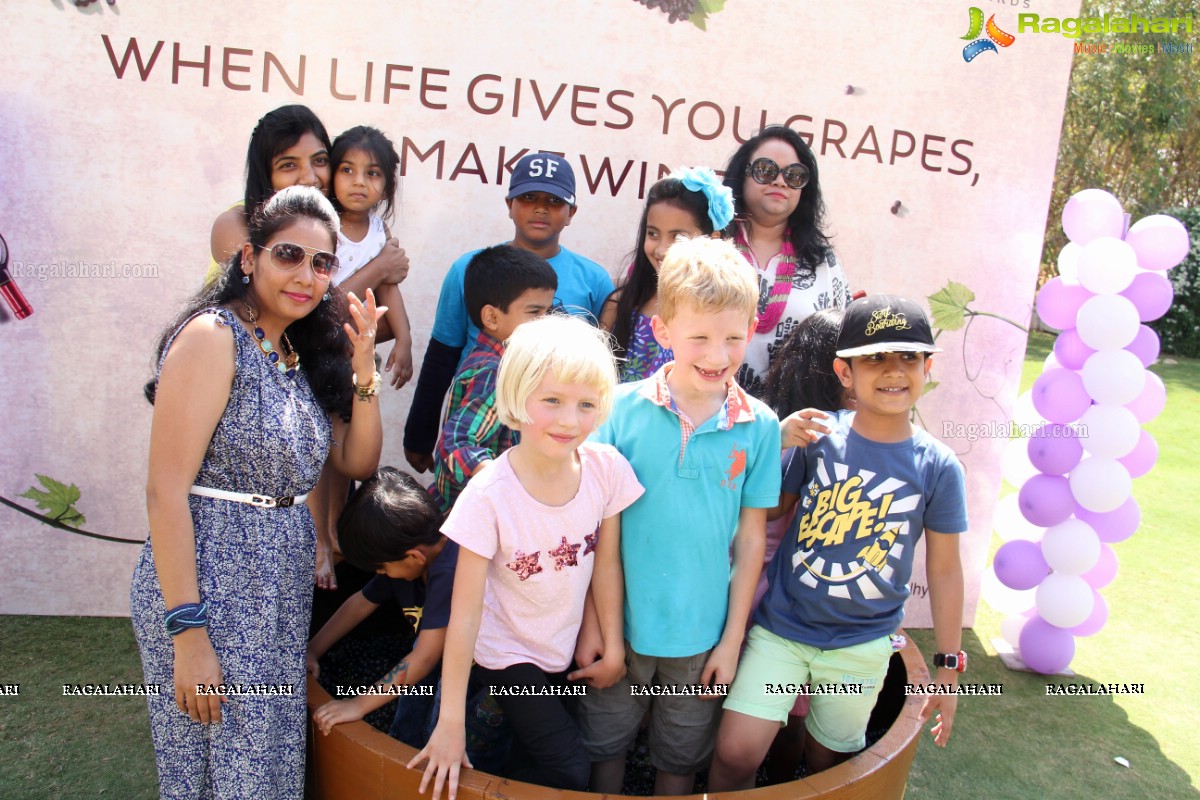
top-left (1057, 242), bottom-right (1082, 285)
top-left (1076, 294), bottom-right (1140, 350)
top-left (1044, 352), bottom-right (1061, 371)
top-left (1001, 613), bottom-right (1032, 648)
top-left (993, 493), bottom-right (1047, 542)
top-left (1012, 390), bottom-right (1049, 429)
top-left (1080, 349), bottom-right (1147, 405)
top-left (1041, 519), bottom-right (1101, 575)
top-left (1062, 189), bottom-right (1125, 246)
top-left (1070, 457), bottom-right (1133, 512)
top-left (982, 567), bottom-right (1038, 615)
top-left (1036, 573), bottom-right (1095, 628)
top-left (1002, 436), bottom-right (1039, 488)
top-left (1078, 404), bottom-right (1141, 459)
top-left (1077, 237), bottom-right (1138, 294)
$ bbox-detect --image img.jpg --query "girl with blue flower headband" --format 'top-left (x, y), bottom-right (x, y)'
top-left (599, 167), bottom-right (734, 383)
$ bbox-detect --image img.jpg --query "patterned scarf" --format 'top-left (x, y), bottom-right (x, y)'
top-left (732, 222), bottom-right (798, 334)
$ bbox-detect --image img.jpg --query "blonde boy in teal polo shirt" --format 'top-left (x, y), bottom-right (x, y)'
top-left (577, 237), bottom-right (781, 796)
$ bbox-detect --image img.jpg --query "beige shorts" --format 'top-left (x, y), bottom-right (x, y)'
top-left (576, 645), bottom-right (723, 775)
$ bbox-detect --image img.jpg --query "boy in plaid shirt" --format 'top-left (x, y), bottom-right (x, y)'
top-left (430, 246), bottom-right (557, 511)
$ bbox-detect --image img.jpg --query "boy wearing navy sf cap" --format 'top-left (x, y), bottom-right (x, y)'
top-left (404, 153), bottom-right (614, 473)
top-left (709, 295), bottom-right (968, 789)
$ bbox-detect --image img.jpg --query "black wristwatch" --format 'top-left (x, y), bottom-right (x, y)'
top-left (933, 651), bottom-right (968, 673)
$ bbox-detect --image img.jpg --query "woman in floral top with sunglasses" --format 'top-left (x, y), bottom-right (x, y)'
top-left (722, 125), bottom-right (853, 398)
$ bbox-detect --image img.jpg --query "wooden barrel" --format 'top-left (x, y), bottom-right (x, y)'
top-left (306, 634), bottom-right (929, 799)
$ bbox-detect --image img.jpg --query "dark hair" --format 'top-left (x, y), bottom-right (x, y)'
top-left (723, 125), bottom-right (832, 273)
top-left (329, 125), bottom-right (400, 222)
top-left (146, 186), bottom-right (354, 419)
top-left (337, 466), bottom-right (444, 570)
top-left (464, 245), bottom-right (558, 329)
top-left (243, 105), bottom-right (332, 218)
top-left (609, 178), bottom-right (715, 358)
top-left (762, 308), bottom-right (846, 418)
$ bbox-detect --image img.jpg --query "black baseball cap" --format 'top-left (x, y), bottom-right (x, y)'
top-left (835, 295), bottom-right (940, 358)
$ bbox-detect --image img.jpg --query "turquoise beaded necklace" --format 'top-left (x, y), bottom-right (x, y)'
top-left (245, 303), bottom-right (299, 379)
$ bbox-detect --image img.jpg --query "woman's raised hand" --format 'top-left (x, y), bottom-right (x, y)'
top-left (344, 289), bottom-right (388, 379)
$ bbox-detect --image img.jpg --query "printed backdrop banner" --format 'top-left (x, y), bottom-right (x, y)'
top-left (0, 0), bottom-right (1080, 620)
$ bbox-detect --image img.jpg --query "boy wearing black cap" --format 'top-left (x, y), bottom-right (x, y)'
top-left (708, 295), bottom-right (968, 789)
top-left (404, 153), bottom-right (614, 473)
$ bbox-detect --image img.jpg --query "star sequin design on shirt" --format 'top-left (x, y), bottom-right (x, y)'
top-left (583, 530), bottom-right (598, 557)
top-left (549, 536), bottom-right (582, 570)
top-left (506, 550), bottom-right (543, 581)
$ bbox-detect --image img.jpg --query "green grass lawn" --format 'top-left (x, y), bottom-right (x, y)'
top-left (2, 332), bottom-right (1197, 798)
top-left (907, 333), bottom-right (1200, 799)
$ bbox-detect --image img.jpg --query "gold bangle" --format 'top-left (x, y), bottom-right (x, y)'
top-left (352, 371), bottom-right (382, 400)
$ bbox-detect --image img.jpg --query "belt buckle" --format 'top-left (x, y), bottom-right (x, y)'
top-left (275, 496), bottom-right (295, 508)
top-left (250, 494), bottom-right (277, 508)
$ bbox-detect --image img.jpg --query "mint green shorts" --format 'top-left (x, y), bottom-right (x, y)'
top-left (724, 625), bottom-right (891, 753)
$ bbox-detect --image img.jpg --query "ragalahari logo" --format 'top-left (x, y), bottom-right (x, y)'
top-left (961, 7), bottom-right (1016, 62)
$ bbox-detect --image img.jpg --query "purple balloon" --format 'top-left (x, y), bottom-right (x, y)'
top-left (1027, 424), bottom-right (1084, 475)
top-left (1019, 616), bottom-right (1076, 674)
top-left (1071, 591), bottom-right (1109, 637)
top-left (1032, 368), bottom-right (1091, 424)
top-left (1125, 370), bottom-right (1166, 423)
top-left (1125, 325), bottom-right (1161, 368)
top-left (994, 540), bottom-right (1051, 590)
top-left (1120, 271), bottom-right (1174, 321)
top-left (1125, 214), bottom-right (1191, 270)
top-left (1036, 277), bottom-right (1093, 331)
top-left (1118, 430), bottom-right (1158, 479)
top-left (1083, 543), bottom-right (1118, 590)
top-left (1075, 497), bottom-right (1141, 543)
top-left (1053, 329), bottom-right (1096, 371)
top-left (1018, 474), bottom-right (1076, 527)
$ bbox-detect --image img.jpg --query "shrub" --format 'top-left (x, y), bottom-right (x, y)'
top-left (1150, 206), bottom-right (1200, 358)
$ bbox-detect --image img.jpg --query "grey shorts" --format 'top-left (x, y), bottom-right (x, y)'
top-left (576, 645), bottom-right (722, 775)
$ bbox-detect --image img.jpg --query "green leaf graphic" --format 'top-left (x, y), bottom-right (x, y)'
top-left (20, 474), bottom-right (86, 528)
top-left (690, 0), bottom-right (726, 30)
top-left (928, 281), bottom-right (976, 332)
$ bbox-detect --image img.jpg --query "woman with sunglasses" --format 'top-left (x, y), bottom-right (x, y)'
top-left (133, 185), bottom-right (384, 799)
top-left (722, 125), bottom-right (852, 397)
top-left (208, 105), bottom-right (409, 592)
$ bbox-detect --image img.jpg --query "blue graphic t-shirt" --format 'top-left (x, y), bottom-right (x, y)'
top-left (755, 414), bottom-right (967, 650)
top-left (360, 540), bottom-right (459, 634)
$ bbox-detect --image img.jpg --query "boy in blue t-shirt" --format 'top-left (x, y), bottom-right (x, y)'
top-left (308, 467), bottom-right (458, 748)
top-left (577, 237), bottom-right (781, 796)
top-left (404, 153), bottom-right (615, 473)
top-left (708, 295), bottom-right (968, 790)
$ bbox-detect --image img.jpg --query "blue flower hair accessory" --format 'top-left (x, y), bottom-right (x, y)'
top-left (673, 166), bottom-right (735, 232)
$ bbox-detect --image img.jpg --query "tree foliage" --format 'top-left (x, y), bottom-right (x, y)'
top-left (1044, 1), bottom-right (1198, 280)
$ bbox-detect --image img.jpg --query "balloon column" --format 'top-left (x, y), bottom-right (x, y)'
top-left (987, 189), bottom-right (1189, 674)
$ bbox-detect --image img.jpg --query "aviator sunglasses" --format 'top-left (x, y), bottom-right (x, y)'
top-left (746, 157), bottom-right (810, 190)
top-left (258, 242), bottom-right (340, 281)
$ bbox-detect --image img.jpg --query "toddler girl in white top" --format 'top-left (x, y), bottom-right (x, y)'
top-left (329, 125), bottom-right (413, 388)
top-left (410, 314), bottom-right (643, 795)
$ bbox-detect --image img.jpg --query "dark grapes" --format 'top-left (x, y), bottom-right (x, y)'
top-left (632, 0), bottom-right (698, 25)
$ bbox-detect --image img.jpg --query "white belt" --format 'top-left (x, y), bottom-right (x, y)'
top-left (189, 485), bottom-right (308, 508)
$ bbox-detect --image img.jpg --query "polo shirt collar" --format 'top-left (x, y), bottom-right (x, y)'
top-left (639, 363), bottom-right (756, 431)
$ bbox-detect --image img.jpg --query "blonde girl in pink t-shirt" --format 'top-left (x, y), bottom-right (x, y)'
top-left (409, 314), bottom-right (643, 796)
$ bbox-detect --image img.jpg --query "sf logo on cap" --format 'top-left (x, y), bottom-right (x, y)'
top-left (527, 157), bottom-right (558, 178)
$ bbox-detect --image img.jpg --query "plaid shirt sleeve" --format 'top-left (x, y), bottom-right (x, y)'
top-left (439, 365), bottom-right (504, 484)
